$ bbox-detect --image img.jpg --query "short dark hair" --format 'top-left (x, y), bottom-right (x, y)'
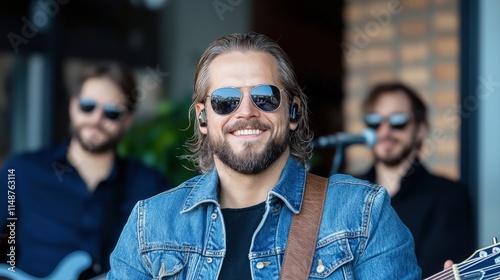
top-left (75, 62), bottom-right (138, 112)
top-left (363, 82), bottom-right (428, 127)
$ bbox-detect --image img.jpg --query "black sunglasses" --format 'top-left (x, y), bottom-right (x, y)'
top-left (78, 98), bottom-right (126, 121)
top-left (364, 113), bottom-right (410, 130)
top-left (208, 84), bottom-right (283, 115)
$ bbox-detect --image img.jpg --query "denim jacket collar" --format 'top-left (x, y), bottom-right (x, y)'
top-left (269, 157), bottom-right (307, 214)
top-left (181, 156), bottom-right (307, 214)
top-left (181, 170), bottom-right (220, 213)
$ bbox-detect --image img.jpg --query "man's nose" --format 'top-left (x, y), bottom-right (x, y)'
top-left (376, 120), bottom-right (393, 136)
top-left (234, 91), bottom-right (260, 118)
top-left (87, 107), bottom-right (106, 123)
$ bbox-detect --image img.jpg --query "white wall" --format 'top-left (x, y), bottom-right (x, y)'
top-left (478, 0), bottom-right (500, 247)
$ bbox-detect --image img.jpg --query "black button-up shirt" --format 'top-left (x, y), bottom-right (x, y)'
top-left (1, 141), bottom-right (170, 278)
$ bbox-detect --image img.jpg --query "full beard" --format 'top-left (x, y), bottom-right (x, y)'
top-left (208, 120), bottom-right (288, 175)
top-left (72, 123), bottom-right (121, 154)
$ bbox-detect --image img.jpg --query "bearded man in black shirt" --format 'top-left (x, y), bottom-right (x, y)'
top-left (358, 82), bottom-right (475, 278)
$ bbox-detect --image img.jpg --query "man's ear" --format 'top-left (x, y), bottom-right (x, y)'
top-left (195, 103), bottom-right (208, 134)
top-left (416, 122), bottom-right (428, 142)
top-left (289, 103), bottom-right (299, 122)
top-left (122, 113), bottom-right (134, 130)
top-left (68, 96), bottom-right (79, 120)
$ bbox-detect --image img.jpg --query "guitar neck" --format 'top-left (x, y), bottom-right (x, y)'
top-left (424, 240), bottom-right (500, 280)
top-left (424, 265), bottom-right (460, 280)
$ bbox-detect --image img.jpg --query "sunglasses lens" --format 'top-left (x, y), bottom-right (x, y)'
top-left (250, 85), bottom-right (281, 112)
top-left (364, 113), bottom-right (410, 130)
top-left (103, 105), bottom-right (124, 121)
top-left (364, 114), bottom-right (382, 130)
top-left (210, 88), bottom-right (242, 115)
top-left (209, 85), bottom-right (283, 115)
top-left (79, 98), bottom-right (125, 121)
top-left (389, 113), bottom-right (409, 130)
top-left (79, 98), bottom-right (96, 113)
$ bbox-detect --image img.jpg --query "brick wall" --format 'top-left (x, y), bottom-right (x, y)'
top-left (341, 0), bottom-right (460, 180)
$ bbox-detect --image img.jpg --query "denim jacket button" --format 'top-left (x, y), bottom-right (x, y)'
top-left (255, 261), bottom-right (271, 269)
top-left (316, 264), bottom-right (325, 273)
top-left (207, 257), bottom-right (213, 263)
top-left (316, 259), bottom-right (325, 273)
top-left (211, 213), bottom-right (217, 220)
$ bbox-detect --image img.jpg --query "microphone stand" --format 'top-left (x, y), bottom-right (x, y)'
top-left (329, 143), bottom-right (344, 175)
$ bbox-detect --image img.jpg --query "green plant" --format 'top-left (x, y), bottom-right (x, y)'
top-left (118, 97), bottom-right (198, 186)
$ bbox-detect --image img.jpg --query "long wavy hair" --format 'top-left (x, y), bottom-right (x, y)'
top-left (183, 32), bottom-right (313, 174)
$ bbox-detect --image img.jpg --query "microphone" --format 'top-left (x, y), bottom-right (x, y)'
top-left (313, 128), bottom-right (377, 149)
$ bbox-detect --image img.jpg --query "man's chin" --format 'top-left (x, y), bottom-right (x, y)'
top-left (375, 143), bottom-right (416, 167)
top-left (73, 127), bottom-right (121, 154)
top-left (215, 144), bottom-right (286, 175)
top-left (78, 139), bottom-right (117, 154)
top-left (376, 152), bottom-right (410, 167)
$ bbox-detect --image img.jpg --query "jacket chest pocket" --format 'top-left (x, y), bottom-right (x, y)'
top-left (309, 238), bottom-right (354, 279)
top-left (147, 250), bottom-right (221, 280)
top-left (146, 250), bottom-right (190, 280)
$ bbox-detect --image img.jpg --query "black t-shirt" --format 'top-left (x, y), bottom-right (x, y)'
top-left (218, 201), bottom-right (266, 280)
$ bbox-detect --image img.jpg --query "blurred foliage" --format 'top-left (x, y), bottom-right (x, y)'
top-left (117, 97), bottom-right (198, 186)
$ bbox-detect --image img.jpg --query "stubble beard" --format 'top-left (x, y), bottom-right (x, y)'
top-left (374, 136), bottom-right (420, 167)
top-left (71, 123), bottom-right (122, 154)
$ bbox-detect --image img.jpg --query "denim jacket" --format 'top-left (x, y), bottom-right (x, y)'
top-left (108, 157), bottom-right (421, 279)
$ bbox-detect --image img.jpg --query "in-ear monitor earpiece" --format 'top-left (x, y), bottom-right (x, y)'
top-left (198, 109), bottom-right (207, 127)
top-left (289, 103), bottom-right (299, 122)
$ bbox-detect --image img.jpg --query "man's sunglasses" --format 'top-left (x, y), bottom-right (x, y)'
top-left (78, 98), bottom-right (126, 121)
top-left (208, 84), bottom-right (283, 115)
top-left (364, 113), bottom-right (410, 130)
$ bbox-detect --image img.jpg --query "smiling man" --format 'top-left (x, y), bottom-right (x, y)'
top-left (358, 82), bottom-right (475, 278)
top-left (0, 63), bottom-right (170, 279)
top-left (108, 33), bottom-right (421, 279)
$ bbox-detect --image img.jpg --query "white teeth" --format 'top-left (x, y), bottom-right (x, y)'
top-left (234, 129), bottom-right (262, 136)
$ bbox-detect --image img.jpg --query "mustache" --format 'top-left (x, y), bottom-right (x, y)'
top-left (223, 119), bottom-right (272, 133)
top-left (77, 123), bottom-right (114, 136)
top-left (378, 136), bottom-right (400, 143)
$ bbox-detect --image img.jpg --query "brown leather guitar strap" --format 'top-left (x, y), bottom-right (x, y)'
top-left (280, 173), bottom-right (328, 280)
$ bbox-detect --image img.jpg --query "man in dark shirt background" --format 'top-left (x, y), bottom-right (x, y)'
top-left (0, 62), bottom-right (170, 279)
top-left (357, 82), bottom-right (475, 278)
